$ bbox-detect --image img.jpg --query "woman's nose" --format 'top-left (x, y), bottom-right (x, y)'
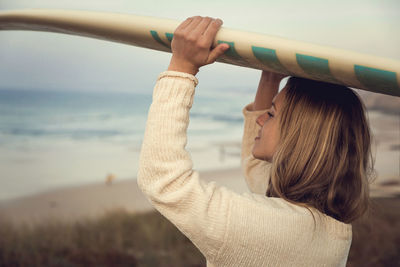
top-left (256, 113), bottom-right (267, 126)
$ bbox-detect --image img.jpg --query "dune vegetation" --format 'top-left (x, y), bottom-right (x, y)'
top-left (0, 197), bottom-right (399, 267)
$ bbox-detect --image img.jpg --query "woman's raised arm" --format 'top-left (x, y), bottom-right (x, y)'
top-left (137, 16), bottom-right (235, 263)
top-left (254, 70), bottom-right (286, 111)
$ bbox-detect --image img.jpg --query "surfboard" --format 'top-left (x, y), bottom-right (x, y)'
top-left (0, 8), bottom-right (399, 96)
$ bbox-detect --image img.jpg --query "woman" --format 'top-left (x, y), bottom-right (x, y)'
top-left (137, 16), bottom-right (373, 266)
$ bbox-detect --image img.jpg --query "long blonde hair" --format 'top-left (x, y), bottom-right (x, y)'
top-left (266, 77), bottom-right (375, 224)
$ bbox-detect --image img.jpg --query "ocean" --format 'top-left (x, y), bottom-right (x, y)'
top-left (0, 88), bottom-right (254, 201)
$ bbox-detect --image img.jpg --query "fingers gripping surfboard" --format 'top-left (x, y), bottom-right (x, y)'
top-left (0, 9), bottom-right (399, 96)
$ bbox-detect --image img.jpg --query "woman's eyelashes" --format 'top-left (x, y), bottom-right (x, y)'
top-left (267, 111), bottom-right (274, 118)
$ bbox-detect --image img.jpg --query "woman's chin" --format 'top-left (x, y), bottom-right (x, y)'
top-left (252, 151), bottom-right (271, 162)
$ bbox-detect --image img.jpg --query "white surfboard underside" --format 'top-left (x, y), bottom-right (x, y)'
top-left (0, 9), bottom-right (399, 96)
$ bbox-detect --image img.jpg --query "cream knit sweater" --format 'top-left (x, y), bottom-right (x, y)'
top-left (137, 70), bottom-right (352, 267)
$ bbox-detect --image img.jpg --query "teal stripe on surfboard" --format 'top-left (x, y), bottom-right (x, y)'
top-left (217, 40), bottom-right (248, 66)
top-left (166, 32), bottom-right (173, 42)
top-left (296, 54), bottom-right (338, 84)
top-left (150, 30), bottom-right (169, 48)
top-left (354, 65), bottom-right (399, 95)
top-left (252, 46), bottom-right (291, 74)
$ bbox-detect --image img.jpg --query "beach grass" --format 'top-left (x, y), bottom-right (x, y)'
top-left (0, 209), bottom-right (205, 267)
top-left (0, 197), bottom-right (399, 267)
top-left (347, 197), bottom-right (400, 267)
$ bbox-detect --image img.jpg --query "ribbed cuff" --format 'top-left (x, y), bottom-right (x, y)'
top-left (157, 70), bottom-right (199, 87)
top-left (153, 70), bottom-right (198, 108)
top-left (242, 102), bottom-right (268, 117)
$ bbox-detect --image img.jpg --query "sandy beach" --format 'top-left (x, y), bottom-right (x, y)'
top-left (1, 166), bottom-right (399, 227)
top-left (0, 167), bottom-right (250, 226)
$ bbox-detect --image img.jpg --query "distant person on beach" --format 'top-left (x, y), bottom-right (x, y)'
top-left (106, 173), bottom-right (116, 186)
top-left (137, 16), bottom-right (374, 266)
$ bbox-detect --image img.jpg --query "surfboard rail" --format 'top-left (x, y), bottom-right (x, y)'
top-left (0, 8), bottom-right (399, 96)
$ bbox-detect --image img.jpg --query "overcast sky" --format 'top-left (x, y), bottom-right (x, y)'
top-left (0, 0), bottom-right (399, 93)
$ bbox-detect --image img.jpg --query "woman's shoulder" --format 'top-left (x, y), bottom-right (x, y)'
top-left (235, 192), bottom-right (352, 239)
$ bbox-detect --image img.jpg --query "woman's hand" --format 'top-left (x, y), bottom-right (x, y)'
top-left (167, 16), bottom-right (230, 75)
top-left (253, 70), bottom-right (288, 111)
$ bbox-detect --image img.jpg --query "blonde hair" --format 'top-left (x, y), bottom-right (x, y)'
top-left (266, 77), bottom-right (375, 224)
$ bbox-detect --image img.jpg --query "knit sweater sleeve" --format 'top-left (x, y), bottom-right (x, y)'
top-left (241, 103), bottom-right (271, 195)
top-left (137, 70), bottom-right (235, 262)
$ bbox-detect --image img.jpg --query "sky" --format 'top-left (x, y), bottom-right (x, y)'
top-left (0, 0), bottom-right (399, 93)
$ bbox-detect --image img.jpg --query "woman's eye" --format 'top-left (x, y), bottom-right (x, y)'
top-left (267, 112), bottom-right (274, 118)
